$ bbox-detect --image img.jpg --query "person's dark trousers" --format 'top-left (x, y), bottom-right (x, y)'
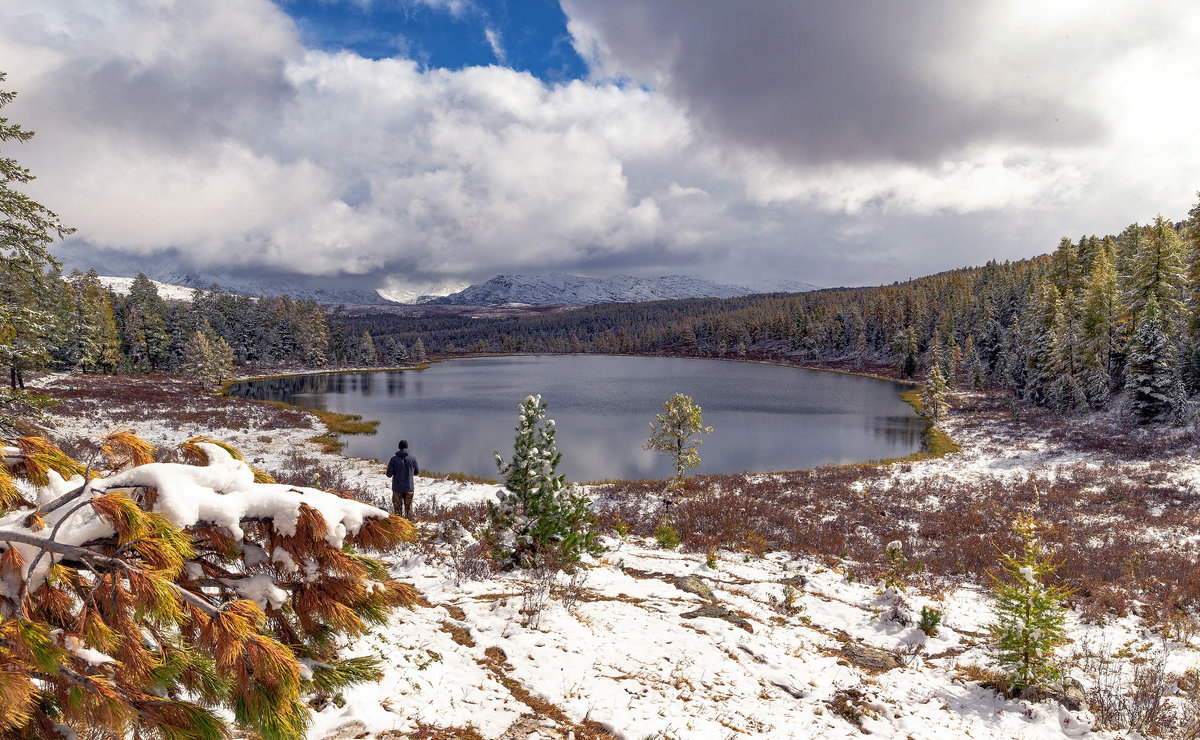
top-left (392, 491), bottom-right (413, 519)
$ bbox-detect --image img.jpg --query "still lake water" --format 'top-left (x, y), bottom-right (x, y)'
top-left (227, 355), bottom-right (927, 482)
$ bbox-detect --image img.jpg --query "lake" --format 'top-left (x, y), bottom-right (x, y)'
top-left (226, 355), bottom-right (927, 482)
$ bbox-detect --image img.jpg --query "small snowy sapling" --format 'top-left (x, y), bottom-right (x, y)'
top-left (988, 509), bottom-right (1071, 691)
top-left (643, 392), bottom-right (713, 485)
top-left (488, 394), bottom-right (602, 569)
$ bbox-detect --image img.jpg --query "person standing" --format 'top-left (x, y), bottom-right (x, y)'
top-left (386, 440), bottom-right (419, 518)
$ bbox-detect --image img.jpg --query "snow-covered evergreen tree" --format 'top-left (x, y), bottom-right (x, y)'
top-left (358, 331), bottom-right (376, 366)
top-left (210, 335), bottom-right (235, 386)
top-left (920, 364), bottom-right (950, 423)
top-left (1021, 282), bottom-right (1059, 407)
top-left (411, 337), bottom-right (427, 363)
top-left (1120, 216), bottom-right (1186, 338)
top-left (962, 335), bottom-right (987, 390)
top-left (1125, 295), bottom-right (1187, 423)
top-left (989, 510), bottom-right (1071, 691)
top-left (183, 331), bottom-right (217, 388)
top-left (122, 274), bottom-right (171, 370)
top-left (488, 395), bottom-right (602, 569)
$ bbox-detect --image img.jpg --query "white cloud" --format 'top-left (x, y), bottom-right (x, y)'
top-left (483, 27), bottom-right (504, 64)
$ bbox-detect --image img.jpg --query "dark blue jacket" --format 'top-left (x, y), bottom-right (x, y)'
top-left (386, 450), bottom-right (419, 493)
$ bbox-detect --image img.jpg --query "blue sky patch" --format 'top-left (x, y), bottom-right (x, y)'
top-left (275, 0), bottom-right (588, 82)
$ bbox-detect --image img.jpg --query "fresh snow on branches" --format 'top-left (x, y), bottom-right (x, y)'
top-left (0, 431), bottom-right (414, 740)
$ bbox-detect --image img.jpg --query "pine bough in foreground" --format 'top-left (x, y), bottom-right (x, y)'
top-left (0, 431), bottom-right (415, 739)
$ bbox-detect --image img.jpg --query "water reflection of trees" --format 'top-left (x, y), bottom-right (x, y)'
top-left (873, 416), bottom-right (926, 449)
top-left (227, 372), bottom-right (404, 402)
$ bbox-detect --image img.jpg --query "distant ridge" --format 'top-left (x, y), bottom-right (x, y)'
top-left (108, 271), bottom-right (397, 305)
top-left (424, 273), bottom-right (821, 306)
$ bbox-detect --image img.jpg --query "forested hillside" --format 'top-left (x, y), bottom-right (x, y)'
top-left (345, 207), bottom-right (1200, 423)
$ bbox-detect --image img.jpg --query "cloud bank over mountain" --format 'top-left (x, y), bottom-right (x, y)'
top-left (2, 0), bottom-right (1199, 295)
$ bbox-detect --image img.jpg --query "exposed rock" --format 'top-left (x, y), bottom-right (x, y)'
top-left (841, 642), bottom-right (902, 672)
top-left (673, 575), bottom-right (717, 602)
top-left (320, 720), bottom-right (369, 740)
top-left (781, 573), bottom-right (808, 588)
top-left (1019, 677), bottom-right (1087, 711)
top-left (682, 604), bottom-right (753, 632)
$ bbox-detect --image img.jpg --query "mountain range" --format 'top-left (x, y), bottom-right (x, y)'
top-left (423, 273), bottom-right (821, 306)
top-left (101, 271), bottom-right (820, 307)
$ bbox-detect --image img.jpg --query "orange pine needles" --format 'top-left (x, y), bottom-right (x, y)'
top-left (0, 433), bottom-right (413, 740)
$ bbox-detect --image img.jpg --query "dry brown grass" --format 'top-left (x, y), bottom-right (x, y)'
top-left (591, 393), bottom-right (1200, 622)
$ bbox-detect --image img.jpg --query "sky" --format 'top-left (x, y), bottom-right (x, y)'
top-left (2, 1), bottom-right (1200, 299)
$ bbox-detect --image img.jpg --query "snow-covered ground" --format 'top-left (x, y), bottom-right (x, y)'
top-left (34, 375), bottom-right (1200, 739)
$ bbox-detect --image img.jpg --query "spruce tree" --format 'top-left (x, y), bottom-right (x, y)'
top-left (1021, 282), bottom-right (1059, 407)
top-left (1125, 295), bottom-right (1186, 423)
top-left (358, 331), bottom-right (376, 366)
top-left (488, 395), bottom-right (601, 569)
top-left (124, 274), bottom-right (171, 370)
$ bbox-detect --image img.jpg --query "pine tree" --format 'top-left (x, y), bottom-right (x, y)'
top-left (295, 300), bottom-right (329, 367)
top-left (411, 337), bottom-right (427, 363)
top-left (1182, 195), bottom-right (1200, 392)
top-left (183, 331), bottom-right (217, 389)
top-left (0, 431), bottom-right (414, 738)
top-left (1021, 282), bottom-right (1059, 407)
top-left (1046, 293), bottom-right (1086, 411)
top-left (487, 395), bottom-right (602, 569)
top-left (1120, 216), bottom-right (1186, 338)
top-left (643, 392), bottom-right (714, 484)
top-left (1050, 236), bottom-right (1084, 296)
top-left (989, 510), bottom-right (1071, 691)
top-left (997, 316), bottom-right (1027, 394)
top-left (0, 74), bottom-right (74, 391)
top-left (1080, 252), bottom-right (1117, 404)
top-left (183, 331), bottom-right (234, 390)
top-left (890, 325), bottom-right (920, 378)
top-left (210, 335), bottom-right (235, 386)
top-left (962, 335), bottom-right (986, 390)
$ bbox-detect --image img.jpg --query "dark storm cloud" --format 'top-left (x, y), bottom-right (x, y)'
top-left (564, 0), bottom-right (1104, 165)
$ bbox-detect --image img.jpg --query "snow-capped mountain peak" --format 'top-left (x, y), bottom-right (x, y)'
top-left (423, 273), bottom-right (820, 306)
